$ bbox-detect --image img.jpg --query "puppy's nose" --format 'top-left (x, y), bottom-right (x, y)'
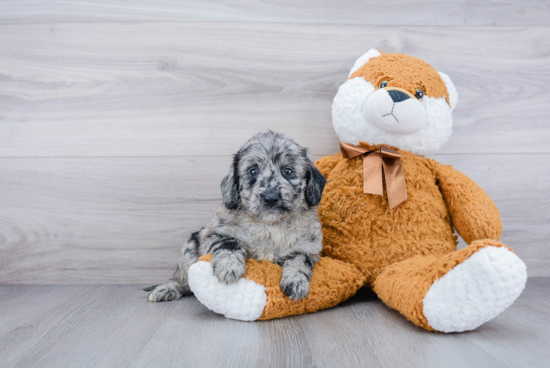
top-left (388, 89), bottom-right (410, 103)
top-left (262, 191), bottom-right (280, 208)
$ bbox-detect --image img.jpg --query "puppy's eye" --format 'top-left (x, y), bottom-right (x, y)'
top-left (415, 89), bottom-right (424, 99)
top-left (379, 80), bottom-right (389, 89)
top-left (248, 167), bottom-right (258, 176)
top-left (283, 168), bottom-right (294, 176)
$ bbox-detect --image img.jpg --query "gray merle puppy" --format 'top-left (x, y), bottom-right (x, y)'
top-left (145, 131), bottom-right (326, 302)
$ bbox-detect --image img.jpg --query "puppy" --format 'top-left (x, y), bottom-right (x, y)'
top-left (145, 131), bottom-right (326, 302)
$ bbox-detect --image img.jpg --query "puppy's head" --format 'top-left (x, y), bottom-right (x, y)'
top-left (221, 131), bottom-right (326, 222)
top-left (332, 49), bottom-right (458, 155)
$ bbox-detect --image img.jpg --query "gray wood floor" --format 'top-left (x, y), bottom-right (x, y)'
top-left (0, 278), bottom-right (549, 368)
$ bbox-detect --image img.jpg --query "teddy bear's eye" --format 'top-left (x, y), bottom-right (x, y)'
top-left (415, 89), bottom-right (424, 99)
top-left (379, 80), bottom-right (389, 89)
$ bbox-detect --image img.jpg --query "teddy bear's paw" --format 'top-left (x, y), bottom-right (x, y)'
top-left (423, 246), bottom-right (527, 333)
top-left (188, 260), bottom-right (267, 321)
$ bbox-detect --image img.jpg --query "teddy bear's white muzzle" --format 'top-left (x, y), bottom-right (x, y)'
top-left (363, 89), bottom-right (426, 134)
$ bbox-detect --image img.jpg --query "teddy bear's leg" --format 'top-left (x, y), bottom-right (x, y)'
top-left (373, 239), bottom-right (527, 332)
top-left (188, 255), bottom-right (366, 321)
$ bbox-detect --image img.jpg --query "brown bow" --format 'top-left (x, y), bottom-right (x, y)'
top-left (340, 142), bottom-right (407, 209)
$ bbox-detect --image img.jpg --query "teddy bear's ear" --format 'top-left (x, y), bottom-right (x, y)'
top-left (348, 49), bottom-right (382, 78)
top-left (438, 72), bottom-right (458, 111)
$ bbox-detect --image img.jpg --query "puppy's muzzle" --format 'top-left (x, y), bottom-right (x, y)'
top-left (262, 191), bottom-right (280, 208)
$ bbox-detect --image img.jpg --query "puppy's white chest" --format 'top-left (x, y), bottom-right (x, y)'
top-left (246, 223), bottom-right (296, 261)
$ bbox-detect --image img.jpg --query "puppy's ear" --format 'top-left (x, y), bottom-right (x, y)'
top-left (221, 153), bottom-right (240, 210)
top-left (305, 164), bottom-right (327, 208)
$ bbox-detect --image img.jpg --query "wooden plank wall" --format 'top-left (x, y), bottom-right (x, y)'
top-left (0, 1), bottom-right (549, 283)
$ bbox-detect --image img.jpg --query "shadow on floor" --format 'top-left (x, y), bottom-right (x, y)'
top-left (340, 286), bottom-right (380, 305)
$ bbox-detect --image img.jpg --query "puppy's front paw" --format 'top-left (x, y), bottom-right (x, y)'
top-left (146, 284), bottom-right (181, 302)
top-left (281, 276), bottom-right (310, 301)
top-left (212, 252), bottom-right (246, 284)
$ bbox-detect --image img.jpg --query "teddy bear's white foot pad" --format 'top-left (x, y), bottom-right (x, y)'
top-left (188, 261), bottom-right (267, 321)
top-left (423, 246), bottom-right (527, 333)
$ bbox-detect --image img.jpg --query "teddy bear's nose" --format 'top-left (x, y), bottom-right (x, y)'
top-left (388, 89), bottom-right (411, 103)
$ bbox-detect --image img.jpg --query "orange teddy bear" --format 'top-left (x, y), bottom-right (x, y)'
top-left (188, 50), bottom-right (527, 333)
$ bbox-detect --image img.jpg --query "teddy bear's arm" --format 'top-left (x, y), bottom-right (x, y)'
top-left (432, 160), bottom-right (502, 244)
top-left (314, 153), bottom-right (343, 178)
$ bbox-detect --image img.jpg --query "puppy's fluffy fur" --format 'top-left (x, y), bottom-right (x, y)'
top-left (145, 131), bottom-right (326, 302)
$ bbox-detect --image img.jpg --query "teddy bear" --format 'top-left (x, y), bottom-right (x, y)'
top-left (187, 49), bottom-right (528, 333)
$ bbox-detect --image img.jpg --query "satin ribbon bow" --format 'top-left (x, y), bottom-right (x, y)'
top-left (340, 142), bottom-right (407, 209)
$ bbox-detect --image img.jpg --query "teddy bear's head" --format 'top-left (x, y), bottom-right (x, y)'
top-left (332, 49), bottom-right (458, 155)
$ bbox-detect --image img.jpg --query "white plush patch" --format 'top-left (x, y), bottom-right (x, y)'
top-left (438, 71), bottom-right (458, 111)
top-left (348, 49), bottom-right (381, 78)
top-left (423, 246), bottom-right (527, 333)
top-left (332, 77), bottom-right (453, 156)
top-left (188, 261), bottom-right (267, 321)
